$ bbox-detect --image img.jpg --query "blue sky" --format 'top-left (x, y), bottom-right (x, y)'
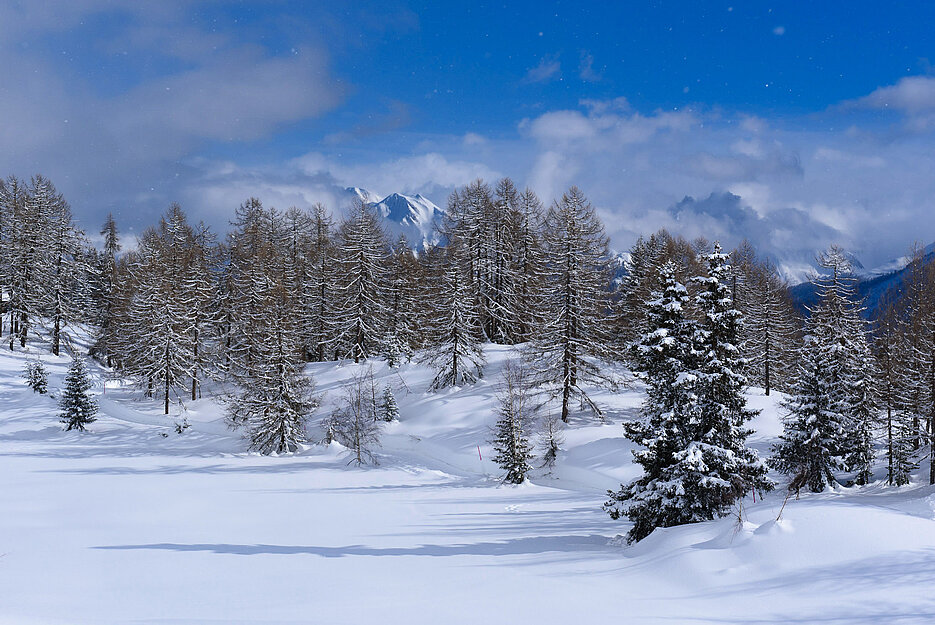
top-left (2, 1), bottom-right (935, 275)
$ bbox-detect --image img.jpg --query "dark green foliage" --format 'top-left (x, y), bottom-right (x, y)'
top-left (60, 356), bottom-right (97, 432)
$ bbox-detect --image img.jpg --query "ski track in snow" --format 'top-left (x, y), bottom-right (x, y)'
top-left (2, 343), bottom-right (935, 624)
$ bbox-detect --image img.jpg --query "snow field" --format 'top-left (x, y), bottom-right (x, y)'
top-left (2, 344), bottom-right (935, 624)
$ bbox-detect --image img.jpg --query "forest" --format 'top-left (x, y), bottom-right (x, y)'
top-left (4, 173), bottom-right (935, 544)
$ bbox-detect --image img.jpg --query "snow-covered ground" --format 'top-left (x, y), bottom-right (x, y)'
top-left (3, 343), bottom-right (935, 624)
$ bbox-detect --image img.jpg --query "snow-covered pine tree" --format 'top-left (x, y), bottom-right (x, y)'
top-left (9, 175), bottom-right (57, 349)
top-left (93, 214), bottom-right (122, 366)
top-left (844, 334), bottom-right (877, 485)
top-left (604, 261), bottom-right (702, 542)
top-left (185, 222), bottom-right (220, 401)
top-left (0, 176), bottom-right (17, 340)
top-left (525, 186), bottom-right (614, 422)
top-left (23, 359), bottom-right (49, 394)
top-left (772, 246), bottom-right (876, 492)
top-left (421, 263), bottom-right (486, 389)
top-left (113, 205), bottom-right (216, 414)
top-left (492, 361), bottom-right (535, 484)
top-left (772, 332), bottom-right (848, 494)
top-left (688, 244), bottom-right (774, 506)
top-left (60, 356), bottom-right (97, 432)
top-left (380, 384), bottom-right (399, 422)
top-left (327, 369), bottom-right (382, 465)
top-left (331, 201), bottom-right (388, 363)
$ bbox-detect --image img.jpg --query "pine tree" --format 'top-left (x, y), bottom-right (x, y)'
top-left (383, 234), bottom-right (421, 365)
top-left (525, 186), bottom-right (614, 422)
top-left (772, 246), bottom-right (876, 492)
top-left (772, 333), bottom-right (848, 493)
top-left (115, 206), bottom-right (213, 414)
top-left (380, 384), bottom-right (400, 422)
top-left (422, 263), bottom-right (486, 389)
top-left (606, 253), bottom-right (771, 543)
top-left (605, 261), bottom-right (703, 542)
top-left (23, 359), bottom-right (49, 394)
top-left (42, 188), bottom-right (84, 357)
top-left (492, 361), bottom-right (535, 484)
top-left (689, 245), bottom-right (773, 507)
top-left (60, 356), bottom-right (97, 432)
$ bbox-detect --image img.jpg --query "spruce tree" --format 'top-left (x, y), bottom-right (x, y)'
top-left (23, 360), bottom-right (49, 394)
top-left (606, 253), bottom-right (771, 542)
top-left (380, 384), bottom-right (400, 422)
top-left (605, 261), bottom-right (702, 542)
top-left (60, 356), bottom-right (97, 432)
top-left (772, 333), bottom-right (848, 493)
top-left (689, 245), bottom-right (773, 510)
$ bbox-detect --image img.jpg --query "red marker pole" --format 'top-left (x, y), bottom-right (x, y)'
top-left (477, 445), bottom-right (482, 461)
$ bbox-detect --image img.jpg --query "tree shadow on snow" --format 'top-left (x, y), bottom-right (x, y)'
top-left (95, 534), bottom-right (612, 559)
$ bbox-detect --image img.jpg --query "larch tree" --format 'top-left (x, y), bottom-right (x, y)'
top-left (525, 186), bottom-right (614, 423)
top-left (331, 201), bottom-right (388, 363)
top-left (422, 262), bottom-right (486, 389)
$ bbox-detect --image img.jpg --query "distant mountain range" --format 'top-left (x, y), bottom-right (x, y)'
top-left (788, 243), bottom-right (935, 318)
top-left (343, 187), bottom-right (444, 250)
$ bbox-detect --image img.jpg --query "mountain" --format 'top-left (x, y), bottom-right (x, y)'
top-left (342, 187), bottom-right (445, 251)
top-left (788, 243), bottom-right (935, 318)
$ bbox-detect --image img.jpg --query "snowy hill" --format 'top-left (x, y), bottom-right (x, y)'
top-left (4, 341), bottom-right (935, 623)
top-left (342, 187), bottom-right (445, 250)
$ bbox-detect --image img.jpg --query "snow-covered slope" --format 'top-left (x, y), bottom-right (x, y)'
top-left (3, 343), bottom-right (935, 624)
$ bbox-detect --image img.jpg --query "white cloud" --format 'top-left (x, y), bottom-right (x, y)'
top-left (845, 76), bottom-right (935, 130)
top-left (522, 55), bottom-right (561, 84)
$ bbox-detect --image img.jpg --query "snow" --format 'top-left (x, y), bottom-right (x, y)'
top-left (3, 342), bottom-right (935, 623)
top-left (343, 187), bottom-right (445, 250)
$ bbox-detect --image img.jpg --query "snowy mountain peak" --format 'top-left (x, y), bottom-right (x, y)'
top-left (344, 186), bottom-right (382, 205)
top-left (341, 187), bottom-right (445, 250)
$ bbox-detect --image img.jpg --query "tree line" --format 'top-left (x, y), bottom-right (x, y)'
top-left (4, 173), bottom-right (935, 542)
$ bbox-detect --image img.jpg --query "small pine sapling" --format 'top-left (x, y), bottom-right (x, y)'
top-left (60, 356), bottom-right (98, 432)
top-left (24, 360), bottom-right (49, 394)
top-left (492, 361), bottom-right (535, 484)
top-left (380, 384), bottom-right (400, 422)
